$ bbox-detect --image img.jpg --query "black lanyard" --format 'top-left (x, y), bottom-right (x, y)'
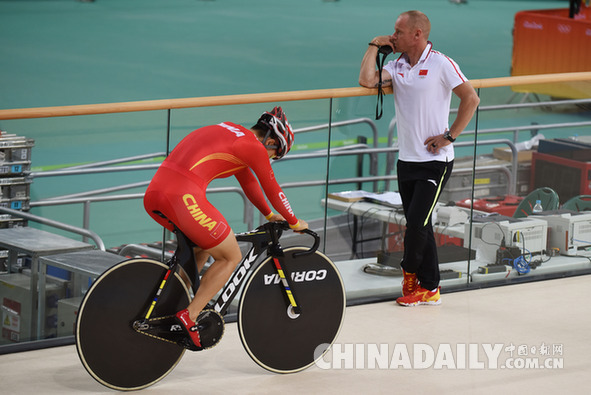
top-left (375, 46), bottom-right (392, 120)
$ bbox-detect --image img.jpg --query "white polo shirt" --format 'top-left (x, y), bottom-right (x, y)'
top-left (384, 42), bottom-right (467, 162)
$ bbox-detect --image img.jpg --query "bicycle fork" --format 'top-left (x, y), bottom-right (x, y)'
top-left (269, 244), bottom-right (302, 317)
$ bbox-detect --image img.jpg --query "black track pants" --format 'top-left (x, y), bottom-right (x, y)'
top-left (397, 160), bottom-right (453, 291)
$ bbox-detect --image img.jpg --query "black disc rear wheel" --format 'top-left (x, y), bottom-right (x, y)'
top-left (238, 247), bottom-right (346, 373)
top-left (76, 259), bottom-right (191, 390)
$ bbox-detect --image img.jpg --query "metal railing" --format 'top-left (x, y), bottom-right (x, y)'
top-left (22, 139), bottom-right (521, 234)
top-left (0, 207), bottom-right (105, 250)
top-left (0, 74), bottom-right (589, 242)
top-left (384, 97), bottom-right (591, 191)
top-left (23, 103), bottom-right (590, 233)
top-left (388, 98), bottom-right (591, 144)
top-left (24, 118), bottom-right (381, 231)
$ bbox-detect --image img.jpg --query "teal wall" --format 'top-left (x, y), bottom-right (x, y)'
top-left (0, 0), bottom-right (576, 248)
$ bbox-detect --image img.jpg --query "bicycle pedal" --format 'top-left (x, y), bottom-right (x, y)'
top-left (177, 337), bottom-right (204, 352)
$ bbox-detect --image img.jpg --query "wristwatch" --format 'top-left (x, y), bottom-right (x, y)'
top-left (443, 130), bottom-right (456, 143)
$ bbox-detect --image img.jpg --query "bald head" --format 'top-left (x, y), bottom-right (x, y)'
top-left (400, 10), bottom-right (431, 40)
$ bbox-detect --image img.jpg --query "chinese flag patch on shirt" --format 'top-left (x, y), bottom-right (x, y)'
top-left (419, 69), bottom-right (428, 76)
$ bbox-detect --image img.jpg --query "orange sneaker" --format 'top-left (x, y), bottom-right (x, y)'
top-left (401, 270), bottom-right (418, 296)
top-left (396, 286), bottom-right (441, 306)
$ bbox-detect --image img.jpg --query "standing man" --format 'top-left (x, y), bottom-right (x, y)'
top-left (359, 10), bottom-right (480, 306)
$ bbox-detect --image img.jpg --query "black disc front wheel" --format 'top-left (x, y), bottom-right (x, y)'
top-left (76, 259), bottom-right (191, 391)
top-left (238, 247), bottom-right (346, 373)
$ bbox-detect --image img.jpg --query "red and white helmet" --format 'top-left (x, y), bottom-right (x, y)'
top-left (257, 106), bottom-right (294, 160)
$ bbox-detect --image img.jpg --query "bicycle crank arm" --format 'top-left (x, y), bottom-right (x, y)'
top-left (133, 316), bottom-right (186, 345)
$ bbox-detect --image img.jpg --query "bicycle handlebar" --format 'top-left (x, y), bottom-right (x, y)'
top-left (293, 228), bottom-right (320, 258)
top-left (258, 221), bottom-right (320, 257)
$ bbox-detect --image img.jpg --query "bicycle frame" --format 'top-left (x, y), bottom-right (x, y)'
top-left (211, 222), bottom-right (316, 316)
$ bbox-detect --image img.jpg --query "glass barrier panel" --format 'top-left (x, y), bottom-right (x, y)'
top-left (467, 84), bottom-right (591, 288)
top-left (0, 76), bottom-right (590, 352)
top-left (0, 111), bottom-right (167, 345)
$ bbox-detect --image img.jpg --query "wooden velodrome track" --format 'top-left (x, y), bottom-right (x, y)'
top-left (1, 274), bottom-right (589, 394)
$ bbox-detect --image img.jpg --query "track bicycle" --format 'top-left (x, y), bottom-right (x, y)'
top-left (75, 221), bottom-right (346, 391)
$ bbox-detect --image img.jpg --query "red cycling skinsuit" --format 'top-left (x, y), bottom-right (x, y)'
top-left (144, 122), bottom-right (299, 250)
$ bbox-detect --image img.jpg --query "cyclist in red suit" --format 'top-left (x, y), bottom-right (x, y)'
top-left (144, 107), bottom-right (308, 350)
